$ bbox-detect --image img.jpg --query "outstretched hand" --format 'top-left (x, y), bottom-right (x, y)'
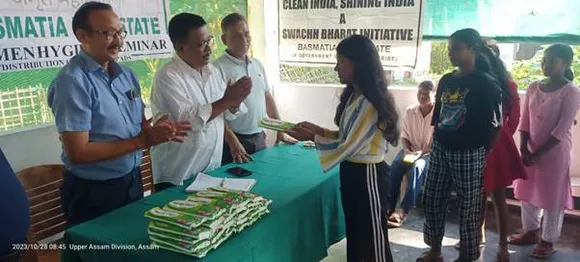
top-left (285, 126), bottom-right (316, 142)
top-left (294, 121), bottom-right (324, 136)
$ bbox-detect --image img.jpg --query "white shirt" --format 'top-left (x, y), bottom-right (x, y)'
top-left (150, 54), bottom-right (240, 185)
top-left (213, 52), bottom-right (270, 135)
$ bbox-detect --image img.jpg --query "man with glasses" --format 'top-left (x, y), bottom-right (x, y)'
top-left (48, 2), bottom-right (190, 227)
top-left (150, 13), bottom-right (252, 192)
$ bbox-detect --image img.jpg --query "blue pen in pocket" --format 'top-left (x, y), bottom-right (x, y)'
top-left (126, 87), bottom-right (140, 100)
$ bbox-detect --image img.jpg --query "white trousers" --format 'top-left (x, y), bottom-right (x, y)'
top-left (521, 201), bottom-right (565, 243)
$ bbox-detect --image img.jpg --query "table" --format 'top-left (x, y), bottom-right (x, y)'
top-left (61, 144), bottom-right (346, 262)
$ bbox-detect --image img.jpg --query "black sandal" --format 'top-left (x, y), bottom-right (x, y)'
top-left (416, 251), bottom-right (443, 262)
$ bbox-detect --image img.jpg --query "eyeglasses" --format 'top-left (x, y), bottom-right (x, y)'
top-left (199, 36), bottom-right (215, 49)
top-left (92, 29), bottom-right (127, 40)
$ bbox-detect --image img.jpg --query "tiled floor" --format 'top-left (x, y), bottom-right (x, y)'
top-left (321, 208), bottom-right (580, 262)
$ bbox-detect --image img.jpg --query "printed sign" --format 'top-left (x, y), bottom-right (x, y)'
top-left (0, 0), bottom-right (172, 72)
top-left (279, 0), bottom-right (423, 68)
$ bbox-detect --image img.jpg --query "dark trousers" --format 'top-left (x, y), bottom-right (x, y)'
top-left (340, 161), bottom-right (393, 262)
top-left (422, 141), bottom-right (487, 261)
top-left (222, 131), bottom-right (267, 165)
top-left (60, 168), bottom-right (143, 228)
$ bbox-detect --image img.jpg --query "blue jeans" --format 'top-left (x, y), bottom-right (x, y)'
top-left (389, 149), bottom-right (429, 212)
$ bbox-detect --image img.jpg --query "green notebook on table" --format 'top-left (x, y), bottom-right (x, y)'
top-left (258, 118), bottom-right (295, 132)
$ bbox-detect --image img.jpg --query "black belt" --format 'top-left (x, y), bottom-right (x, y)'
top-left (234, 131), bottom-right (265, 139)
top-left (64, 167), bottom-right (140, 186)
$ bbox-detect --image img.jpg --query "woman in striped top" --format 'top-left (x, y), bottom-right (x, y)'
top-left (287, 35), bottom-right (400, 262)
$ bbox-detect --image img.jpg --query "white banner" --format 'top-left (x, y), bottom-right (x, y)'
top-left (0, 0), bottom-right (172, 72)
top-left (278, 0), bottom-right (423, 68)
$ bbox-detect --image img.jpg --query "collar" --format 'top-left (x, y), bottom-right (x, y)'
top-left (415, 104), bottom-right (434, 117)
top-left (173, 52), bottom-right (212, 76)
top-left (78, 51), bottom-right (103, 72)
top-left (78, 50), bottom-right (123, 76)
top-left (223, 50), bottom-right (252, 66)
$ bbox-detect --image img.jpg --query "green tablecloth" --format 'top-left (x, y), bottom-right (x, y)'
top-left (61, 145), bottom-right (346, 262)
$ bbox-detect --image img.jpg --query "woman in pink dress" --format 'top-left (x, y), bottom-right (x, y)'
top-left (509, 44), bottom-right (580, 259)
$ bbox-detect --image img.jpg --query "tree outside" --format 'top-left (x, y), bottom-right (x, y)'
top-left (429, 42), bottom-right (454, 77)
top-left (428, 42), bottom-right (580, 89)
top-left (512, 46), bottom-right (580, 88)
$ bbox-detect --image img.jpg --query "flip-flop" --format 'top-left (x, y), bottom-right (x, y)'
top-left (530, 244), bottom-right (557, 259)
top-left (416, 251), bottom-right (443, 262)
top-left (507, 231), bottom-right (539, 246)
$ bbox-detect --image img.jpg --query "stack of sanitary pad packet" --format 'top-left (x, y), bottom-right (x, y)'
top-left (144, 187), bottom-right (272, 257)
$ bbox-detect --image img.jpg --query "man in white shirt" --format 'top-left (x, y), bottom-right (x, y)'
top-left (213, 13), bottom-right (297, 164)
top-left (150, 13), bottom-right (252, 192)
top-left (387, 81), bottom-right (435, 228)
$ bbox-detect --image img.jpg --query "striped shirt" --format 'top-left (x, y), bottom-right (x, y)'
top-left (315, 94), bottom-right (388, 172)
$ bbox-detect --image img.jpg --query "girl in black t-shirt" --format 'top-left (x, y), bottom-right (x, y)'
top-left (417, 29), bottom-right (503, 262)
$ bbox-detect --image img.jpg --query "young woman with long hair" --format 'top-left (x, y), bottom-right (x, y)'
top-left (417, 28), bottom-right (504, 262)
top-left (287, 34), bottom-right (400, 262)
top-left (454, 38), bottom-right (527, 262)
top-left (509, 44), bottom-right (580, 259)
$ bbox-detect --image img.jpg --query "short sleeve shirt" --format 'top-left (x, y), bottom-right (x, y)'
top-left (47, 51), bottom-right (143, 180)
